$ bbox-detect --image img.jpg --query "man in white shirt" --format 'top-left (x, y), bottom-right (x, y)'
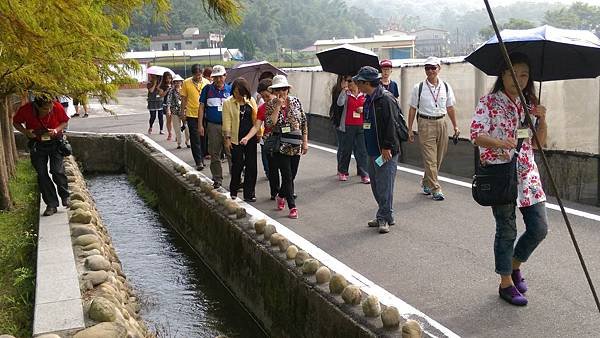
top-left (407, 56), bottom-right (459, 201)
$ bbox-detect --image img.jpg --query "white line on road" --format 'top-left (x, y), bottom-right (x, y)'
top-left (309, 143), bottom-right (600, 223)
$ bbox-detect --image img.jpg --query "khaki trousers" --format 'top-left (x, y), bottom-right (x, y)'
top-left (207, 122), bottom-right (232, 184)
top-left (417, 117), bottom-right (448, 193)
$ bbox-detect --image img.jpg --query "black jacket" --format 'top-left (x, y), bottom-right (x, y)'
top-left (368, 85), bottom-right (401, 155)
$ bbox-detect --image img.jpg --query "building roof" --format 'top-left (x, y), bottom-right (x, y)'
top-left (314, 34), bottom-right (415, 46)
top-left (414, 28), bottom-right (449, 33)
top-left (182, 27), bottom-right (200, 36)
top-left (123, 48), bottom-right (242, 60)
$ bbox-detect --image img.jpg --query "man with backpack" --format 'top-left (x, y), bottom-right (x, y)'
top-left (407, 56), bottom-right (459, 201)
top-left (353, 66), bottom-right (402, 234)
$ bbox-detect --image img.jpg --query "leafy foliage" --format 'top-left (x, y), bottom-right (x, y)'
top-left (479, 18), bottom-right (537, 40)
top-left (544, 2), bottom-right (600, 34)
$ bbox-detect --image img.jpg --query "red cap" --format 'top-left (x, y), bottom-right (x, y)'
top-left (380, 59), bottom-right (393, 68)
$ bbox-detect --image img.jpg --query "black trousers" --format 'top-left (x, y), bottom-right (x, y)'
top-left (149, 109), bottom-right (164, 130)
top-left (273, 152), bottom-right (300, 209)
top-left (30, 141), bottom-right (69, 208)
top-left (266, 151), bottom-right (299, 199)
top-left (230, 139), bottom-right (257, 199)
top-left (186, 117), bottom-right (205, 166)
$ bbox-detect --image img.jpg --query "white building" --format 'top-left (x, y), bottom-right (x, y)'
top-left (149, 27), bottom-right (223, 51)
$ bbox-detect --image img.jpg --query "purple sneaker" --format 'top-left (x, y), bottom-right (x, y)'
top-left (499, 285), bottom-right (528, 306)
top-left (511, 269), bottom-right (528, 294)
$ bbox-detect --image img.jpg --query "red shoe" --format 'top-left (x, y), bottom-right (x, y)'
top-left (288, 208), bottom-right (298, 219)
top-left (276, 196), bottom-right (285, 210)
top-left (361, 176), bottom-right (371, 184)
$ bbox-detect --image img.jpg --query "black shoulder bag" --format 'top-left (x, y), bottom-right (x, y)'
top-left (472, 137), bottom-right (524, 206)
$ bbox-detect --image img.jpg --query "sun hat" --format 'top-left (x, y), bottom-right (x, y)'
top-left (211, 65), bottom-right (226, 77)
top-left (424, 56), bottom-right (441, 66)
top-left (268, 75), bottom-right (293, 89)
top-left (352, 66), bottom-right (382, 82)
top-left (380, 59), bottom-right (393, 68)
top-left (173, 74), bottom-right (184, 82)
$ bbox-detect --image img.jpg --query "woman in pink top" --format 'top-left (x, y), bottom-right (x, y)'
top-left (335, 75), bottom-right (369, 183)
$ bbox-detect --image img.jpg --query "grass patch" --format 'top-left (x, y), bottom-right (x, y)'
top-left (0, 160), bottom-right (39, 337)
top-left (128, 174), bottom-right (158, 209)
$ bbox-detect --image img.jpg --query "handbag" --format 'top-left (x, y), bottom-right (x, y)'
top-left (263, 129), bottom-right (281, 156)
top-left (471, 138), bottom-right (523, 206)
top-left (57, 137), bottom-right (72, 156)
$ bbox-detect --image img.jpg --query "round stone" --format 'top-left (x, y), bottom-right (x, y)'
top-left (278, 237), bottom-right (291, 252)
top-left (362, 294), bottom-right (381, 317)
top-left (70, 201), bottom-right (90, 211)
top-left (341, 285), bottom-right (362, 305)
top-left (263, 224), bottom-right (276, 240)
top-left (85, 255), bottom-right (111, 271)
top-left (270, 233), bottom-right (284, 246)
top-left (286, 245), bottom-right (298, 260)
top-left (381, 306), bottom-right (401, 328)
top-left (88, 297), bottom-right (116, 322)
top-left (71, 225), bottom-right (96, 237)
top-left (82, 270), bottom-right (109, 286)
top-left (402, 319), bottom-right (423, 337)
top-left (294, 250), bottom-right (310, 267)
top-left (329, 274), bottom-right (348, 294)
top-left (70, 192), bottom-right (86, 202)
top-left (302, 259), bottom-right (320, 275)
top-left (315, 266), bottom-right (332, 284)
top-left (254, 219), bottom-right (267, 234)
top-left (72, 322), bottom-right (127, 338)
top-left (73, 234), bottom-right (100, 247)
top-left (235, 207), bottom-right (247, 219)
top-left (70, 209), bottom-right (92, 224)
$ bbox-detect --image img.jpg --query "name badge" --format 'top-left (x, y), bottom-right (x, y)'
top-left (281, 126), bottom-right (291, 133)
top-left (353, 111), bottom-right (361, 119)
top-left (41, 135), bottom-right (51, 141)
top-left (517, 128), bottom-right (530, 139)
top-left (218, 105), bottom-right (223, 112)
top-left (363, 122), bottom-right (371, 130)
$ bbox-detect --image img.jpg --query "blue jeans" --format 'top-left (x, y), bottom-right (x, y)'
top-left (492, 202), bottom-right (548, 276)
top-left (367, 154), bottom-right (398, 224)
top-left (337, 126), bottom-right (369, 177)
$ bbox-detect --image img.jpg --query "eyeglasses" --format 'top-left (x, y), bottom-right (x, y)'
top-left (345, 79), bottom-right (353, 83)
top-left (272, 87), bottom-right (289, 92)
top-left (425, 66), bottom-right (438, 71)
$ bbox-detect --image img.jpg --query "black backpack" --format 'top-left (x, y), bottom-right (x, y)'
top-left (382, 91), bottom-right (409, 142)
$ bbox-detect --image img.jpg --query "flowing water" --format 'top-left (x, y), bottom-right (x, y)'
top-left (87, 175), bottom-right (266, 338)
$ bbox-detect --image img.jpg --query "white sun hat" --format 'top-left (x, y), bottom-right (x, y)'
top-left (268, 74), bottom-right (293, 89)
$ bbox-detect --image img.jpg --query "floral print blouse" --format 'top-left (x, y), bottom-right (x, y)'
top-left (470, 91), bottom-right (546, 207)
top-left (264, 95), bottom-right (308, 156)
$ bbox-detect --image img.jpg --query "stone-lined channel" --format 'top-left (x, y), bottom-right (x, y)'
top-left (87, 174), bottom-right (266, 337)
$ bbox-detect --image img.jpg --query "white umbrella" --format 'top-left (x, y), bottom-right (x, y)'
top-left (147, 66), bottom-right (175, 76)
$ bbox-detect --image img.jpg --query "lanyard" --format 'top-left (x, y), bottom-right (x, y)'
top-left (426, 81), bottom-right (441, 107)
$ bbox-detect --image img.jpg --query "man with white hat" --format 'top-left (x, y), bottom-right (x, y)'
top-left (198, 64), bottom-right (232, 188)
top-left (407, 56), bottom-right (459, 201)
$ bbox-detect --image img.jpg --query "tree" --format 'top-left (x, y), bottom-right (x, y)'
top-left (479, 18), bottom-right (536, 40)
top-left (544, 2), bottom-right (600, 34)
top-left (223, 28), bottom-right (255, 60)
top-left (0, 0), bottom-right (241, 210)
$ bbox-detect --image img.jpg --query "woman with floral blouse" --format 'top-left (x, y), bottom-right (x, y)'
top-left (264, 75), bottom-right (308, 219)
top-left (470, 53), bottom-right (548, 306)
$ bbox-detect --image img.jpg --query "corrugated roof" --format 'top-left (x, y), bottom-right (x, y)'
top-left (123, 48), bottom-right (242, 59)
top-left (314, 35), bottom-right (415, 46)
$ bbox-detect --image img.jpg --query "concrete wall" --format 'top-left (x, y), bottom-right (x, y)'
top-left (287, 61), bottom-right (600, 154)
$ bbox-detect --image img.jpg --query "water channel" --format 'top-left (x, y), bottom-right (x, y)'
top-left (87, 175), bottom-right (266, 338)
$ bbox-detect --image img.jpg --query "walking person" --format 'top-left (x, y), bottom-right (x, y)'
top-left (158, 71), bottom-right (174, 140)
top-left (379, 59), bottom-right (399, 99)
top-left (336, 75), bottom-right (369, 183)
top-left (470, 52), bottom-right (548, 306)
top-left (222, 78), bottom-right (259, 202)
top-left (72, 93), bottom-right (89, 118)
top-left (264, 75), bottom-right (308, 219)
top-left (165, 75), bottom-right (190, 149)
top-left (353, 66), bottom-right (401, 234)
top-left (198, 65), bottom-right (232, 189)
top-left (147, 74), bottom-right (164, 134)
top-left (181, 64), bottom-right (206, 169)
top-left (12, 97), bottom-right (70, 216)
top-left (407, 56), bottom-right (459, 201)
top-left (255, 79), bottom-right (280, 199)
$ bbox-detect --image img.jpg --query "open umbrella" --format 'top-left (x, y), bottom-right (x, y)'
top-left (317, 44), bottom-right (380, 76)
top-left (146, 65), bottom-right (175, 76)
top-left (465, 25), bottom-right (600, 82)
top-left (226, 60), bottom-right (286, 92)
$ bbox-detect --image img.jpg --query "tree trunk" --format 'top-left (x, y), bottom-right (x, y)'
top-left (8, 96), bottom-right (19, 170)
top-left (0, 98), bottom-right (12, 210)
top-left (0, 97), bottom-right (16, 177)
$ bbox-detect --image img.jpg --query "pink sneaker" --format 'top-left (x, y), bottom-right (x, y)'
top-left (276, 196), bottom-right (285, 210)
top-left (338, 173), bottom-right (348, 181)
top-left (288, 208), bottom-right (298, 219)
top-left (361, 176), bottom-right (371, 184)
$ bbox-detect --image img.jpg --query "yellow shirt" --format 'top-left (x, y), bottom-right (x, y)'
top-left (222, 96), bottom-right (259, 145)
top-left (180, 77), bottom-right (209, 118)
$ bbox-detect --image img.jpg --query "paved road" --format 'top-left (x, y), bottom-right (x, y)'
top-left (69, 89), bottom-right (600, 337)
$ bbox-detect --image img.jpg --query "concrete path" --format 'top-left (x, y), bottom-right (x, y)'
top-left (67, 90), bottom-right (600, 337)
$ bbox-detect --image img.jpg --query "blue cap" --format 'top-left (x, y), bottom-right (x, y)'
top-left (352, 66), bottom-right (382, 82)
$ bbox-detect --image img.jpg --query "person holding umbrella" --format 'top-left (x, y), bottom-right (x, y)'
top-left (470, 52), bottom-right (548, 306)
top-left (146, 73), bottom-right (164, 135)
top-left (407, 56), bottom-right (459, 201)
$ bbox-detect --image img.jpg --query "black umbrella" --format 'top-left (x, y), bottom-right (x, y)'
top-left (316, 43), bottom-right (380, 76)
top-left (226, 60), bottom-right (286, 93)
top-left (465, 25), bottom-right (600, 82)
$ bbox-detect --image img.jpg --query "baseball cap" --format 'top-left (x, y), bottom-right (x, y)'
top-left (424, 56), bottom-right (441, 66)
top-left (211, 65), bottom-right (226, 77)
top-left (352, 66), bottom-right (382, 82)
top-left (380, 59), bottom-right (393, 68)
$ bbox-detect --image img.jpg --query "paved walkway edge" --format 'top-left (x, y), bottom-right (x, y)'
top-left (33, 199), bottom-right (85, 336)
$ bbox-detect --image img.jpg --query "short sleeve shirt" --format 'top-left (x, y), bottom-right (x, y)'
top-left (382, 81), bottom-right (399, 98)
top-left (470, 91), bottom-right (546, 207)
top-left (180, 78), bottom-right (205, 117)
top-left (200, 83), bottom-right (231, 124)
top-left (14, 102), bottom-right (69, 141)
top-left (409, 79), bottom-right (456, 117)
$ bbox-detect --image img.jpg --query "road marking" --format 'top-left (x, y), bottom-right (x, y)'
top-left (309, 143), bottom-right (600, 223)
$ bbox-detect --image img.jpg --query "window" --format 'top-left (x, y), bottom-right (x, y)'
top-left (185, 41), bottom-right (192, 45)
top-left (161, 43), bottom-right (169, 51)
top-left (175, 42), bottom-right (182, 50)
